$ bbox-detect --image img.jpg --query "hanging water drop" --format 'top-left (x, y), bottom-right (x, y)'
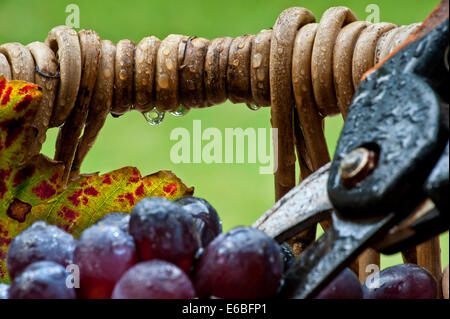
top-left (246, 103), bottom-right (261, 111)
top-left (170, 105), bottom-right (189, 117)
top-left (143, 108), bottom-right (165, 126)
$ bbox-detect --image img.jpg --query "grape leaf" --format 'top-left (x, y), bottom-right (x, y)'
top-left (0, 76), bottom-right (194, 283)
top-left (29, 168), bottom-right (194, 237)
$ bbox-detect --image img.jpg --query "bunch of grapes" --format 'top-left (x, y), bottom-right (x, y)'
top-left (0, 196), bottom-right (443, 299)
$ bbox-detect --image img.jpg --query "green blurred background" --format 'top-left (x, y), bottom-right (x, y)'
top-left (0, 0), bottom-right (447, 270)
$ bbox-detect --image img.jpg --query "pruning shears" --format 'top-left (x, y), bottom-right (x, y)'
top-left (254, 0), bottom-right (449, 298)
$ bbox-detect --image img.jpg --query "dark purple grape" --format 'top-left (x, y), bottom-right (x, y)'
top-left (315, 268), bottom-right (362, 299)
top-left (95, 212), bottom-right (130, 233)
top-left (280, 242), bottom-right (296, 272)
top-left (129, 197), bottom-right (201, 273)
top-left (362, 264), bottom-right (437, 299)
top-left (175, 196), bottom-right (222, 247)
top-left (194, 226), bottom-right (283, 299)
top-left (112, 260), bottom-right (195, 299)
top-left (7, 221), bottom-right (76, 279)
top-left (9, 261), bottom-right (76, 299)
top-left (74, 225), bottom-right (138, 299)
top-left (0, 283), bottom-right (9, 299)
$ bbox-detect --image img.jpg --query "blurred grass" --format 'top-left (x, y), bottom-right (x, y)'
top-left (0, 0), bottom-right (447, 270)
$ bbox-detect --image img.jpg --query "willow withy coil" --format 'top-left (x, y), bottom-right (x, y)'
top-left (2, 6), bottom-right (435, 282)
top-left (0, 7), bottom-right (418, 184)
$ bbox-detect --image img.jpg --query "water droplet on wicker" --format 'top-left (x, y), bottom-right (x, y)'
top-left (165, 59), bottom-right (174, 71)
top-left (186, 80), bottom-right (195, 90)
top-left (253, 53), bottom-right (262, 68)
top-left (256, 69), bottom-right (265, 81)
top-left (103, 69), bottom-right (112, 78)
top-left (171, 105), bottom-right (189, 117)
top-left (143, 108), bottom-right (165, 126)
top-left (162, 47), bottom-right (170, 56)
top-left (247, 103), bottom-right (261, 111)
top-left (232, 59), bottom-right (239, 67)
top-left (119, 69), bottom-right (127, 80)
top-left (277, 47), bottom-right (284, 55)
top-left (238, 42), bottom-right (245, 49)
top-left (158, 74), bottom-right (169, 89)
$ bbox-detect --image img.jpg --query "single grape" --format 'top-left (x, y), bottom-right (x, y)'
top-left (315, 268), bottom-right (362, 299)
top-left (112, 260), bottom-right (195, 299)
top-left (9, 261), bottom-right (76, 299)
top-left (74, 225), bottom-right (138, 299)
top-left (362, 264), bottom-right (437, 299)
top-left (0, 283), bottom-right (9, 299)
top-left (95, 212), bottom-right (130, 233)
top-left (7, 221), bottom-right (76, 280)
top-left (129, 197), bottom-right (201, 273)
top-left (279, 242), bottom-right (296, 272)
top-left (175, 196), bottom-right (222, 247)
top-left (193, 226), bottom-right (283, 299)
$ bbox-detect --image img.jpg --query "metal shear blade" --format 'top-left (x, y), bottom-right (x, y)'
top-left (279, 211), bottom-right (398, 299)
top-left (253, 163), bottom-right (332, 243)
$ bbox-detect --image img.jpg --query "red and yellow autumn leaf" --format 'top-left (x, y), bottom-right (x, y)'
top-left (0, 76), bottom-right (194, 283)
top-left (29, 168), bottom-right (194, 237)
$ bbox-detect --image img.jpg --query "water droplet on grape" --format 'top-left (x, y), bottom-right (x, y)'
top-left (143, 108), bottom-right (165, 126)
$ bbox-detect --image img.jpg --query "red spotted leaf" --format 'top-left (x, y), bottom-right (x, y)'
top-left (0, 77), bottom-right (194, 283)
top-left (29, 168), bottom-right (194, 237)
